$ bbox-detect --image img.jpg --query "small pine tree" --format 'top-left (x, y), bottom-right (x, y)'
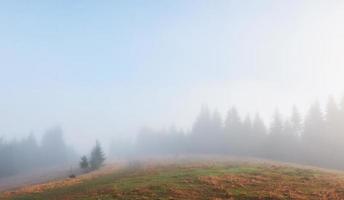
top-left (79, 155), bottom-right (89, 171)
top-left (90, 141), bottom-right (105, 170)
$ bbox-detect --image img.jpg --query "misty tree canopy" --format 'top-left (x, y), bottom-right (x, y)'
top-left (0, 126), bottom-right (76, 178)
top-left (4, 96), bottom-right (344, 178)
top-left (131, 96), bottom-right (344, 170)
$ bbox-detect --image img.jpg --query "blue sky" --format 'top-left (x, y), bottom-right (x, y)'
top-left (1, 1), bottom-right (344, 152)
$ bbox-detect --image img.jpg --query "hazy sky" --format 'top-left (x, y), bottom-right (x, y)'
top-left (1, 1), bottom-right (344, 152)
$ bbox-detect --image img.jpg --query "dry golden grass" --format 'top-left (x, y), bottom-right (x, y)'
top-left (1, 163), bottom-right (123, 198)
top-left (3, 158), bottom-right (344, 200)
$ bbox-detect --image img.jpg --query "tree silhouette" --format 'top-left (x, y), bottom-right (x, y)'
top-left (290, 106), bottom-right (302, 136)
top-left (79, 156), bottom-right (89, 171)
top-left (90, 141), bottom-right (106, 170)
top-left (251, 113), bottom-right (267, 157)
top-left (224, 107), bottom-right (243, 154)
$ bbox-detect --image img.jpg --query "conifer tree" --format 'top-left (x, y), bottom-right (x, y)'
top-left (79, 155), bottom-right (89, 171)
top-left (90, 141), bottom-right (106, 170)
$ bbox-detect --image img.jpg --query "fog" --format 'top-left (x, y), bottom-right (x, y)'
top-left (133, 100), bottom-right (344, 170)
top-left (2, 1), bottom-right (344, 178)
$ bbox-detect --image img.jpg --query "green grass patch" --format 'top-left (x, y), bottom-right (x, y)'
top-left (3, 163), bottom-right (344, 200)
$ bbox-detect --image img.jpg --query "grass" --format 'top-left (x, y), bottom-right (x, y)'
top-left (2, 161), bottom-right (344, 200)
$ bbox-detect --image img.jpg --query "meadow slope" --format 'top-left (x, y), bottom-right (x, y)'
top-left (2, 158), bottom-right (344, 200)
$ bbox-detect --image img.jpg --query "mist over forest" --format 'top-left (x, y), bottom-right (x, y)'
top-left (3, 4), bottom-right (344, 196)
top-left (120, 95), bottom-right (344, 170)
top-left (0, 127), bottom-right (76, 178)
top-left (2, 95), bottom-right (344, 178)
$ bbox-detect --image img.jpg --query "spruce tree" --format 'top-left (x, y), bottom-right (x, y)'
top-left (90, 141), bottom-right (106, 170)
top-left (291, 106), bottom-right (302, 136)
top-left (79, 155), bottom-right (89, 171)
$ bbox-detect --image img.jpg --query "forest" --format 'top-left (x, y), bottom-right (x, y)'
top-left (0, 127), bottom-right (76, 178)
top-left (2, 96), bottom-right (344, 178)
top-left (134, 96), bottom-right (344, 170)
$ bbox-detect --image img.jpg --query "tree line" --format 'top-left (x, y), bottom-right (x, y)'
top-left (134, 96), bottom-right (344, 170)
top-left (0, 126), bottom-right (76, 178)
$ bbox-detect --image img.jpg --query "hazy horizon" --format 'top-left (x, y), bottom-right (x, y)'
top-left (2, 1), bottom-right (344, 153)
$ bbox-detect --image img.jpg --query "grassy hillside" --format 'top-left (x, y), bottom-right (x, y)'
top-left (2, 160), bottom-right (344, 200)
